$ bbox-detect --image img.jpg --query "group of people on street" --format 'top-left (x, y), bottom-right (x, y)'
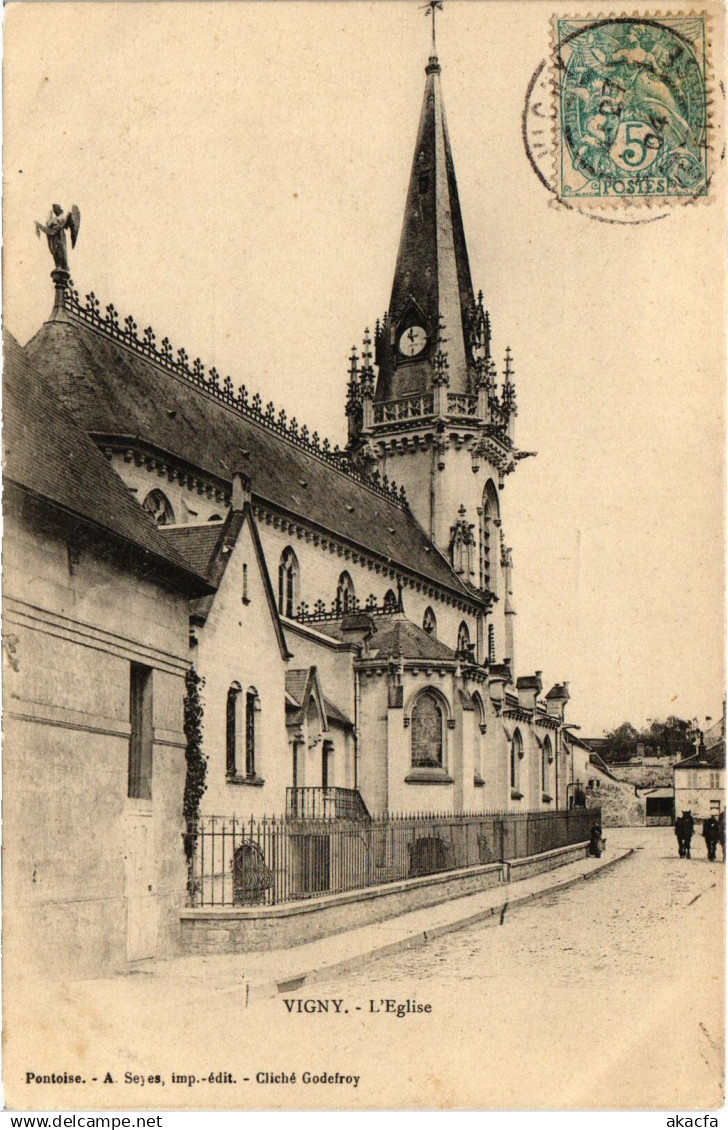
top-left (675, 809), bottom-right (725, 861)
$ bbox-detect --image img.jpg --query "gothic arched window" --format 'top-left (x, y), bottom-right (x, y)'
top-left (472, 692), bottom-right (486, 783)
top-left (542, 736), bottom-right (552, 794)
top-left (510, 729), bottom-right (524, 791)
top-left (143, 489), bottom-right (175, 526)
top-left (226, 682), bottom-right (242, 776)
top-left (451, 527), bottom-right (466, 575)
top-left (480, 480), bottom-right (499, 593)
top-left (278, 547), bottom-right (299, 618)
top-left (245, 687), bottom-right (260, 778)
top-left (411, 691), bottom-right (445, 769)
top-left (457, 620), bottom-right (471, 655)
top-left (383, 588), bottom-right (398, 613)
top-left (336, 571), bottom-right (356, 613)
top-left (423, 606), bottom-right (437, 637)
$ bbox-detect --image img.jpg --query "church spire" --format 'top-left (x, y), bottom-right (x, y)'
top-left (374, 4), bottom-right (476, 403)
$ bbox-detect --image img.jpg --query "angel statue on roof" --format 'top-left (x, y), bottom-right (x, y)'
top-left (35, 204), bottom-right (80, 273)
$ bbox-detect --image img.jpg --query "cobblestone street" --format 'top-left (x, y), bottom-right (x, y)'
top-left (5, 828), bottom-right (723, 1110)
top-left (305, 827), bottom-right (724, 1108)
top-left (315, 827), bottom-right (722, 994)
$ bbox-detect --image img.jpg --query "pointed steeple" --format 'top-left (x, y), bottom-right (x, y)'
top-left (375, 33), bottom-right (476, 403)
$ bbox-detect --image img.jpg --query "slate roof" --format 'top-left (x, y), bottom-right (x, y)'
top-left (582, 736), bottom-right (608, 749)
top-left (588, 753), bottom-right (623, 783)
top-left (284, 668), bottom-right (352, 729)
top-left (516, 674), bottom-right (542, 691)
top-left (25, 313), bottom-right (480, 606)
top-left (285, 670), bottom-right (309, 706)
top-left (674, 740), bottom-right (725, 771)
top-left (3, 331), bottom-right (211, 593)
top-left (374, 53), bottom-right (475, 401)
top-left (159, 524), bottom-right (223, 576)
top-left (563, 729), bottom-right (595, 752)
top-left (365, 616), bottom-right (457, 661)
top-left (323, 697), bottom-right (353, 728)
top-left (300, 612), bottom-right (457, 662)
top-left (168, 506), bottom-right (291, 659)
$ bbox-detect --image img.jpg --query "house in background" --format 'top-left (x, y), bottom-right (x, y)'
top-left (674, 742), bottom-right (725, 824)
top-left (673, 705), bottom-right (725, 823)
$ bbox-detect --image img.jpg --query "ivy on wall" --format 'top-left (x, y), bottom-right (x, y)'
top-left (183, 666), bottom-right (208, 862)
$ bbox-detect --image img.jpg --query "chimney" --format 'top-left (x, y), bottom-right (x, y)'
top-left (516, 672), bottom-right (542, 712)
top-left (340, 612), bottom-right (376, 652)
top-left (545, 682), bottom-right (570, 721)
top-left (488, 662), bottom-right (511, 709)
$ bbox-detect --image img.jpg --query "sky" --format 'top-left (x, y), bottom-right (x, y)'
top-left (4, 0), bottom-right (725, 735)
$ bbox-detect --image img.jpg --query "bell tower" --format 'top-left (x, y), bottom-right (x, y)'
top-left (345, 3), bottom-right (533, 666)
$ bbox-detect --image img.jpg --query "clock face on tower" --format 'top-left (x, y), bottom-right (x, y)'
top-left (398, 325), bottom-right (427, 357)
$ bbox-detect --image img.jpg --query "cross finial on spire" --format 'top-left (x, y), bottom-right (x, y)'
top-left (421, 0), bottom-right (443, 58)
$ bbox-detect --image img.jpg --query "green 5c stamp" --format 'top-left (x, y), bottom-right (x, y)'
top-left (555, 16), bottom-right (709, 202)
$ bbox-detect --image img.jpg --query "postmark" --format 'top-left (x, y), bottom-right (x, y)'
top-left (524, 56), bottom-right (671, 224)
top-left (554, 15), bottom-right (709, 204)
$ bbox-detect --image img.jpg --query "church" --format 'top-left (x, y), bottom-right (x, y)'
top-left (4, 23), bottom-right (586, 974)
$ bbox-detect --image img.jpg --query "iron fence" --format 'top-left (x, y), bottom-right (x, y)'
top-left (286, 787), bottom-right (371, 821)
top-left (186, 807), bottom-right (599, 908)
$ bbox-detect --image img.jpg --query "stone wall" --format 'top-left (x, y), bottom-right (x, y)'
top-left (3, 511), bottom-right (191, 979)
top-left (585, 781), bottom-right (644, 826)
top-left (180, 842), bottom-right (588, 954)
top-left (604, 762), bottom-right (674, 790)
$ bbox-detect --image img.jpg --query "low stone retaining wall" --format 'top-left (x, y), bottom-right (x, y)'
top-left (179, 841), bottom-right (589, 955)
top-left (502, 841), bottom-right (589, 882)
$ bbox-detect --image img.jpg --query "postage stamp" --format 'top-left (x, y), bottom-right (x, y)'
top-left (554, 15), bottom-right (709, 203)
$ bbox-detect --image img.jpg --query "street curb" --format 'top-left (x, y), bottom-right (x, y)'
top-left (238, 847), bottom-right (636, 1004)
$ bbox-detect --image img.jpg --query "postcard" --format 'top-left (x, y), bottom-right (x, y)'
top-left (2, 0), bottom-right (725, 1112)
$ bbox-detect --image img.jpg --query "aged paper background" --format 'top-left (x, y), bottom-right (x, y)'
top-left (2, 0), bottom-right (725, 1112)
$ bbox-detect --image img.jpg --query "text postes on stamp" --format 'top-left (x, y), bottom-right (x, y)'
top-left (554, 15), bottom-right (709, 204)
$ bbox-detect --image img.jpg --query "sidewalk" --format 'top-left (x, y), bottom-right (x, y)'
top-left (125, 842), bottom-right (636, 1007)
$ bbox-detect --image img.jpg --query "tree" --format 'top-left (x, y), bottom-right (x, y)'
top-left (643, 716), bottom-right (693, 758)
top-left (599, 716), bottom-right (693, 763)
top-left (602, 722), bottom-right (641, 763)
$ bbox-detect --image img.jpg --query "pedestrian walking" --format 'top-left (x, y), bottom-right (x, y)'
top-left (674, 813), bottom-right (685, 857)
top-left (588, 823), bottom-right (603, 858)
top-left (718, 809), bottom-right (726, 862)
top-left (678, 811), bottom-right (694, 859)
top-left (703, 815), bottom-right (719, 862)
